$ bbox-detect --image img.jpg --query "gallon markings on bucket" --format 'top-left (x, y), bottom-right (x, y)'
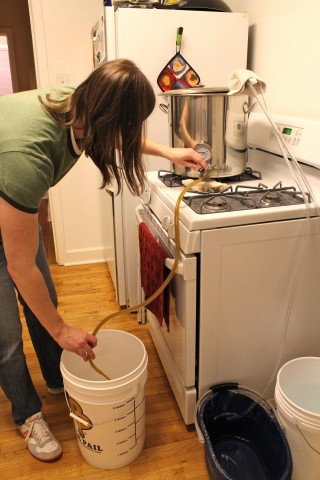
top-left (113, 394), bottom-right (145, 450)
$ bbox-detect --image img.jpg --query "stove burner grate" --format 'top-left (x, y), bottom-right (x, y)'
top-left (157, 168), bottom-right (262, 187)
top-left (183, 185), bottom-right (311, 214)
top-left (156, 169), bottom-right (311, 214)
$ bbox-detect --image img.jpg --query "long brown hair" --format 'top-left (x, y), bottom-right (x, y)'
top-left (39, 59), bottom-right (156, 195)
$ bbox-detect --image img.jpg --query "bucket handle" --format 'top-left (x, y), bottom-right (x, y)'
top-left (64, 389), bottom-right (145, 428)
top-left (69, 411), bottom-right (92, 427)
top-left (64, 390), bottom-right (92, 428)
top-left (295, 421), bottom-right (320, 455)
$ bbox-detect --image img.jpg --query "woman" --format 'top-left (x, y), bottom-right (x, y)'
top-left (0, 58), bottom-right (205, 461)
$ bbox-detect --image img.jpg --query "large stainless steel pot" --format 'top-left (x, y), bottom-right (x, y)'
top-left (160, 87), bottom-right (249, 178)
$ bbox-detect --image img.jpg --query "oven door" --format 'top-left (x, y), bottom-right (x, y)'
top-left (136, 205), bottom-right (198, 424)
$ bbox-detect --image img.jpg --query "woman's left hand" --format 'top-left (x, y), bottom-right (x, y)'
top-left (169, 147), bottom-right (206, 172)
top-left (142, 138), bottom-right (207, 173)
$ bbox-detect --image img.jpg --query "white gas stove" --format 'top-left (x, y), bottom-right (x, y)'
top-left (144, 112), bottom-right (320, 237)
top-left (137, 113), bottom-right (320, 425)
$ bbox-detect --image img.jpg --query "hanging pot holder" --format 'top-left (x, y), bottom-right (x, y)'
top-left (157, 27), bottom-right (201, 91)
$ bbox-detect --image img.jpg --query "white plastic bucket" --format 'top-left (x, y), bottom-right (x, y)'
top-left (275, 357), bottom-right (320, 480)
top-left (60, 329), bottom-right (148, 469)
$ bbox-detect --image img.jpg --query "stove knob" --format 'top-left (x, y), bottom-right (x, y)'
top-left (161, 216), bottom-right (171, 231)
top-left (140, 190), bottom-right (151, 205)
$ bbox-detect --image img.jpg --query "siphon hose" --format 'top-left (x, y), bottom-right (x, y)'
top-left (89, 176), bottom-right (203, 380)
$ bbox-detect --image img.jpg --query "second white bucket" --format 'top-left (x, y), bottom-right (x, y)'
top-left (275, 357), bottom-right (320, 480)
top-left (60, 329), bottom-right (148, 469)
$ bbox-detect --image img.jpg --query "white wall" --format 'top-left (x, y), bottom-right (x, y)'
top-left (28, 0), bottom-right (110, 265)
top-left (226, 0), bottom-right (320, 119)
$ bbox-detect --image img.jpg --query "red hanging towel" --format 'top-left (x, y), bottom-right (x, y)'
top-left (139, 222), bottom-right (171, 331)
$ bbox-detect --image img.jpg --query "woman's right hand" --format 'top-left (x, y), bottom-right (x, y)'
top-left (54, 324), bottom-right (97, 361)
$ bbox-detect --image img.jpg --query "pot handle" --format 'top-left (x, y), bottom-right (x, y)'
top-left (159, 103), bottom-right (169, 114)
top-left (243, 101), bottom-right (257, 115)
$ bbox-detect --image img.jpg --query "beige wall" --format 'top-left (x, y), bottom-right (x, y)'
top-left (226, 0), bottom-right (320, 120)
top-left (28, 0), bottom-right (109, 266)
top-left (0, 0), bottom-right (36, 92)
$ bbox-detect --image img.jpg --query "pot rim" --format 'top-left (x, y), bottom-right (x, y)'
top-left (159, 87), bottom-right (229, 97)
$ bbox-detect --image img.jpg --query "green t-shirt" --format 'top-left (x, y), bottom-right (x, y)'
top-left (0, 86), bottom-right (80, 213)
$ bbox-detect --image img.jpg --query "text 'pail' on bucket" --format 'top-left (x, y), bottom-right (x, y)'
top-left (60, 329), bottom-right (148, 469)
top-left (275, 357), bottom-right (320, 480)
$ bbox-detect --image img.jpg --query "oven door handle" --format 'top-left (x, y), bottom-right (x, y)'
top-left (164, 258), bottom-right (183, 276)
top-left (165, 257), bottom-right (196, 280)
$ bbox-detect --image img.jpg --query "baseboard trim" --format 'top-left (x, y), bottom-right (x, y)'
top-left (56, 248), bottom-right (108, 266)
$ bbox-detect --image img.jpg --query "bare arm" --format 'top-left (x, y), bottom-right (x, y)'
top-left (142, 137), bottom-right (206, 171)
top-left (0, 198), bottom-right (97, 360)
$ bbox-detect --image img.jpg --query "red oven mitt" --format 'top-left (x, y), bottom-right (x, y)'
top-left (139, 222), bottom-right (171, 331)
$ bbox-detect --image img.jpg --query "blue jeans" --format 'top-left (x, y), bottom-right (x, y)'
top-left (0, 226), bottom-right (63, 425)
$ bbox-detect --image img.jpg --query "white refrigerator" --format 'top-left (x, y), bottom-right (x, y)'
top-left (95, 6), bottom-right (248, 307)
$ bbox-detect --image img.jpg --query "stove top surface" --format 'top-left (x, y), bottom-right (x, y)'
top-left (183, 186), bottom-right (308, 214)
top-left (145, 149), bottom-right (320, 231)
top-left (157, 168), bottom-right (309, 214)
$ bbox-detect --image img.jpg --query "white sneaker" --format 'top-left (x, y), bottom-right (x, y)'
top-left (47, 386), bottom-right (64, 395)
top-left (19, 412), bottom-right (63, 461)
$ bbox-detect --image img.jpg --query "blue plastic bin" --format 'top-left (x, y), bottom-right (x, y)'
top-left (196, 384), bottom-right (292, 480)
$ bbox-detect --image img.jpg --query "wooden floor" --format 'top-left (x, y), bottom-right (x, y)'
top-left (0, 203), bottom-right (210, 479)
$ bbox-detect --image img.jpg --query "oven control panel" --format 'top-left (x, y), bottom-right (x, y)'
top-left (248, 112), bottom-right (320, 169)
top-left (269, 123), bottom-right (304, 147)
